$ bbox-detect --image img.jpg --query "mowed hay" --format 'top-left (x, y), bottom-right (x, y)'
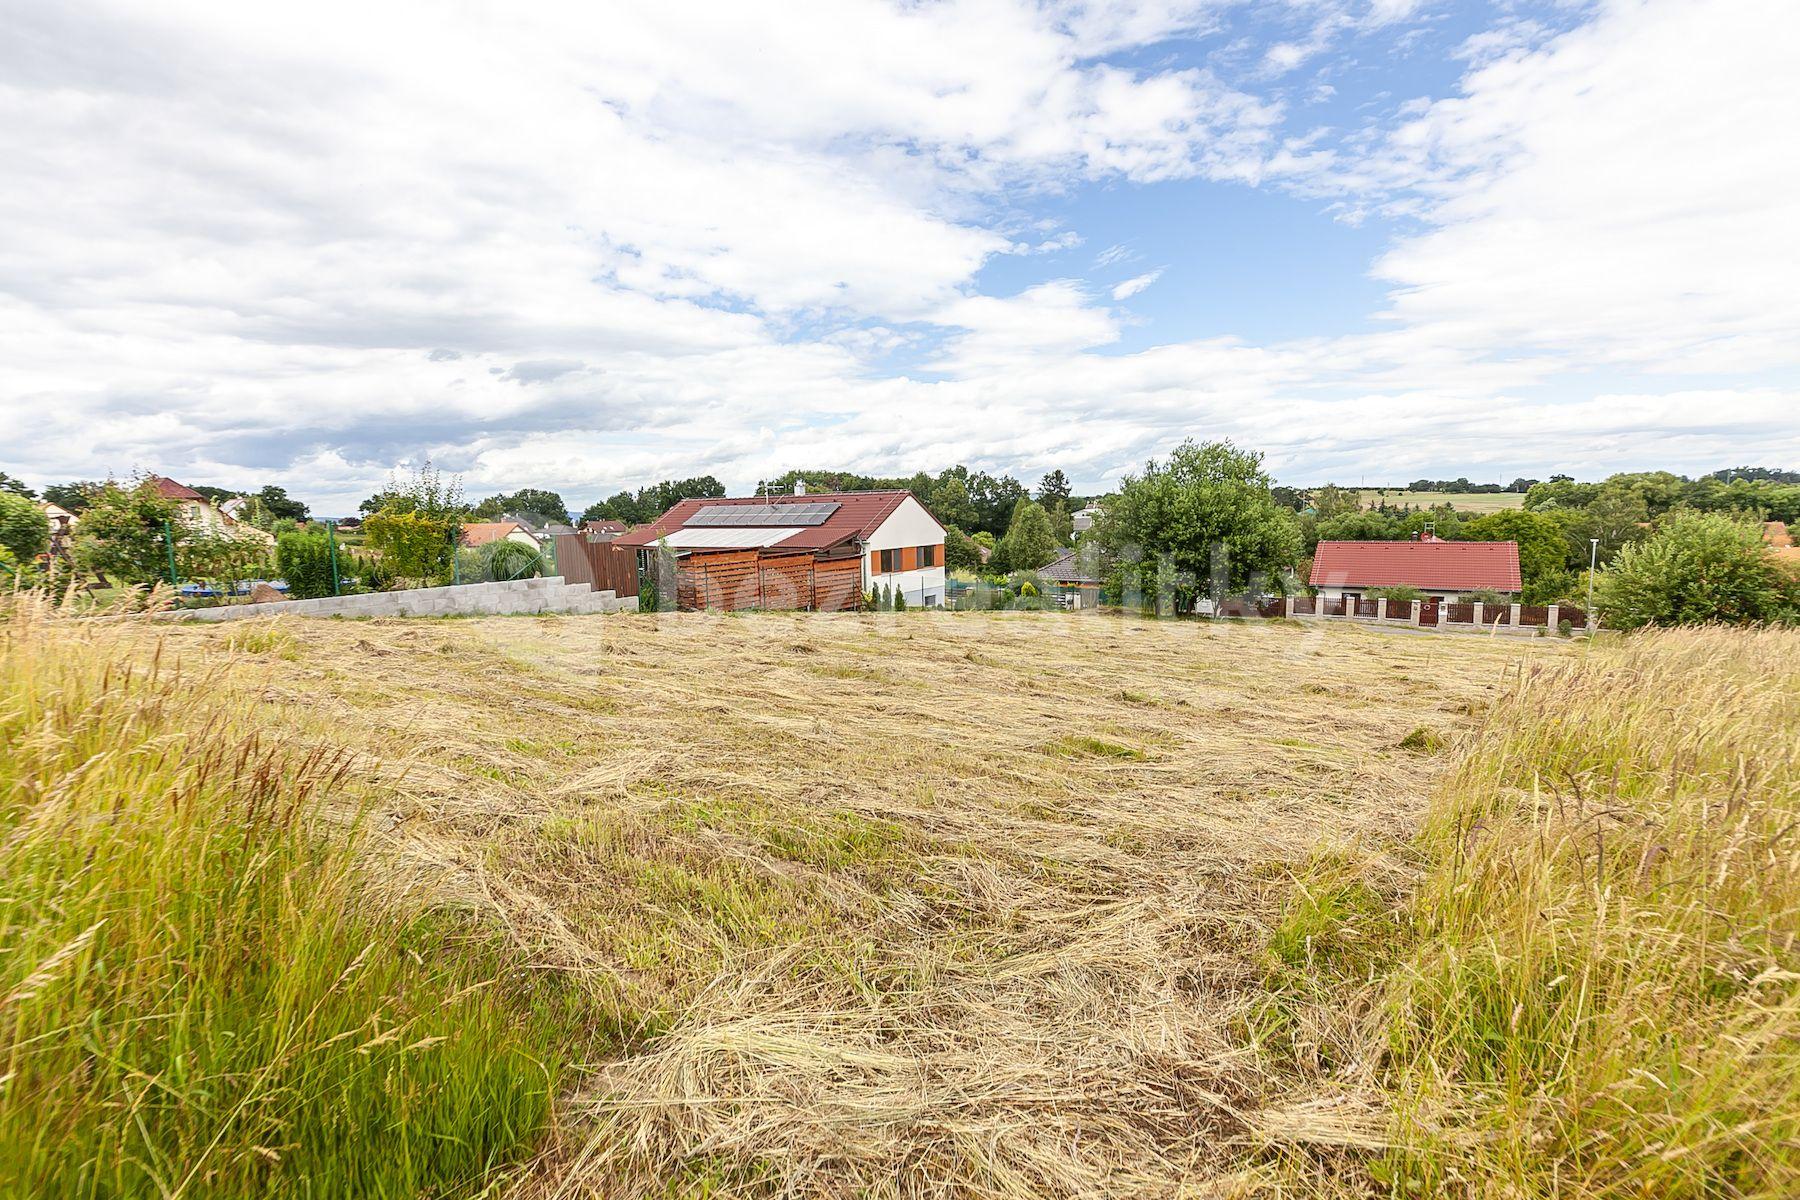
top-left (155, 609), bottom-right (1559, 1197)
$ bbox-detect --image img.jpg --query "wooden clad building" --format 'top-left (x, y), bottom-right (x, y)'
top-left (614, 490), bottom-right (946, 611)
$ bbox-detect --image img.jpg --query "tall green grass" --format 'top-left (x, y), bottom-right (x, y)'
top-left (0, 597), bottom-right (567, 1197)
top-left (1379, 628), bottom-right (1800, 1196)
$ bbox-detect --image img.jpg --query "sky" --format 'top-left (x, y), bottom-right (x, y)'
top-left (1, 0), bottom-right (1796, 514)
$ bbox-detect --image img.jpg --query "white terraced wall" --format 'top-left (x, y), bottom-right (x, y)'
top-left (171, 576), bottom-right (638, 622)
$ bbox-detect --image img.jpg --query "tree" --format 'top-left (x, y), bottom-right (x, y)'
top-left (1095, 440), bottom-right (1301, 614)
top-left (1310, 484), bottom-right (1361, 519)
top-left (1462, 510), bottom-right (1570, 597)
top-left (0, 472), bottom-right (36, 499)
top-left (990, 500), bottom-right (1059, 573)
top-left (0, 492), bottom-right (49, 562)
top-left (944, 526), bottom-right (984, 572)
top-left (1598, 510), bottom-right (1795, 630)
top-left (255, 485), bottom-right (309, 523)
top-left (41, 481), bottom-right (99, 513)
top-left (71, 480), bottom-right (186, 584)
top-left (1037, 470), bottom-right (1072, 507)
top-left (472, 488), bottom-right (569, 523)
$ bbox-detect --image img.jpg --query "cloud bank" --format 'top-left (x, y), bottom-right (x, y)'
top-left (0, 0), bottom-right (1794, 510)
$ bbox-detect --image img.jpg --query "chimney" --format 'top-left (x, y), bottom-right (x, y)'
top-left (794, 479), bottom-right (807, 496)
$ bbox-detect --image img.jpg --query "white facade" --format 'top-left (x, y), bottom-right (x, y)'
top-left (863, 494), bottom-right (947, 607)
top-left (1315, 585), bottom-right (1464, 602)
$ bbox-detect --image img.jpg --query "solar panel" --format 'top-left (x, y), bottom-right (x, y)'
top-left (687, 501), bottom-right (842, 527)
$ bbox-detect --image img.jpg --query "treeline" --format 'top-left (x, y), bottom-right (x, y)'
top-left (1400, 477), bottom-right (1538, 494)
top-left (3, 473), bottom-right (311, 525)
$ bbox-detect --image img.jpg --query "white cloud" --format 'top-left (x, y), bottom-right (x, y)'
top-left (1111, 269), bottom-right (1165, 300)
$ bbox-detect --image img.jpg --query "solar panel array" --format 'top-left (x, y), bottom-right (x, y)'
top-left (686, 501), bottom-right (842, 527)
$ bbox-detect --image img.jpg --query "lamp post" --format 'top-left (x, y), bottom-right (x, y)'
top-left (1587, 537), bottom-right (1599, 617)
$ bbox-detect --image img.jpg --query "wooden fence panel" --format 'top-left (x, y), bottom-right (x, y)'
top-left (812, 556), bottom-right (864, 612)
top-left (1291, 596), bottom-right (1316, 616)
top-left (1518, 605), bottom-right (1550, 627)
top-left (554, 533), bottom-right (639, 597)
top-left (1445, 602), bottom-right (1474, 623)
top-left (758, 556), bottom-right (812, 609)
top-left (1354, 598), bottom-right (1379, 618)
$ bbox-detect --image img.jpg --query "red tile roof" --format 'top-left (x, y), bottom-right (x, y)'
top-left (1311, 540), bottom-right (1522, 591)
top-left (613, 491), bottom-right (923, 552)
top-left (460, 520), bottom-right (528, 547)
top-left (150, 475), bottom-right (204, 502)
top-left (582, 519), bottom-right (627, 534)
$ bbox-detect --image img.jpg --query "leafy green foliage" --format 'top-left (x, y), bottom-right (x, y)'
top-left (70, 480), bottom-right (185, 584)
top-left (363, 510), bottom-right (456, 585)
top-left (1597, 510), bottom-right (1796, 629)
top-left (990, 500), bottom-right (1059, 573)
top-left (581, 476), bottom-right (724, 525)
top-left (0, 491), bottom-right (48, 562)
top-left (277, 530), bottom-right (337, 599)
top-left (1094, 439), bottom-right (1301, 614)
top-left (254, 484), bottom-right (309, 522)
top-left (1462, 509), bottom-right (1570, 598)
top-left (477, 539), bottom-right (545, 581)
top-left (943, 526), bottom-right (984, 572)
top-left (40, 481), bottom-right (99, 513)
top-left (473, 487), bottom-right (569, 523)
top-left (1037, 469), bottom-right (1072, 507)
top-left (0, 471), bottom-right (36, 499)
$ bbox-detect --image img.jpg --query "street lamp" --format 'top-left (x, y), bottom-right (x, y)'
top-left (1587, 537), bottom-right (1599, 617)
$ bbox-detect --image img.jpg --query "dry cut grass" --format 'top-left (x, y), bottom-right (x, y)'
top-left (132, 606), bottom-right (1559, 1198)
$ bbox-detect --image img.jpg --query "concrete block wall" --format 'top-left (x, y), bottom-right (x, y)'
top-left (172, 576), bottom-right (640, 623)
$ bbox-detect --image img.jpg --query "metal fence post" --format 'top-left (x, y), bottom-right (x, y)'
top-left (328, 524), bottom-right (341, 595)
top-left (162, 520), bottom-right (179, 586)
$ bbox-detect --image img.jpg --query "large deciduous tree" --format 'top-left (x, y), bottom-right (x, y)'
top-left (990, 501), bottom-right (1059, 573)
top-left (1095, 440), bottom-right (1301, 613)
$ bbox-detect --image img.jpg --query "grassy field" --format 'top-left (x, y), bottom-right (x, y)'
top-left (1356, 489), bottom-right (1526, 513)
top-left (4, 598), bottom-right (1796, 1197)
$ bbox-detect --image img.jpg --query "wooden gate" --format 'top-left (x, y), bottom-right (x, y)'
top-left (1419, 597), bottom-right (1440, 626)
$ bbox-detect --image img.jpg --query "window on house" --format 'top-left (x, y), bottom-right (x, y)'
top-left (877, 549), bottom-right (899, 573)
top-left (916, 544), bottom-right (939, 568)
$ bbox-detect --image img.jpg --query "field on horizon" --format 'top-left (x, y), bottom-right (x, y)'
top-left (1354, 489), bottom-right (1526, 513)
top-left (5, 602), bottom-right (1797, 1198)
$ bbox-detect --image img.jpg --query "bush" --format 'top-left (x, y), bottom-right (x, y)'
top-left (1368, 585), bottom-right (1424, 602)
top-left (276, 531), bottom-right (337, 599)
top-left (363, 510), bottom-right (456, 585)
top-left (0, 491), bottom-right (48, 563)
top-left (893, 588), bottom-right (907, 612)
top-left (1598, 509), bottom-right (1795, 630)
top-left (480, 539), bottom-right (544, 581)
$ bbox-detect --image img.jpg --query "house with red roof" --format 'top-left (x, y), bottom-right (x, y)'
top-left (148, 476), bottom-right (275, 545)
top-left (459, 520), bottom-right (541, 551)
top-left (614, 487), bottom-right (946, 611)
top-left (1310, 534), bottom-right (1522, 603)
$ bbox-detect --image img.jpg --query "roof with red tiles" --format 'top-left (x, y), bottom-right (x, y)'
top-left (613, 491), bottom-right (924, 552)
top-left (1310, 540), bottom-right (1522, 591)
top-left (149, 475), bottom-right (204, 502)
top-left (459, 520), bottom-right (529, 548)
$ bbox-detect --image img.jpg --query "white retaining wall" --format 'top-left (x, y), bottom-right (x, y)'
top-left (171, 576), bottom-right (639, 622)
